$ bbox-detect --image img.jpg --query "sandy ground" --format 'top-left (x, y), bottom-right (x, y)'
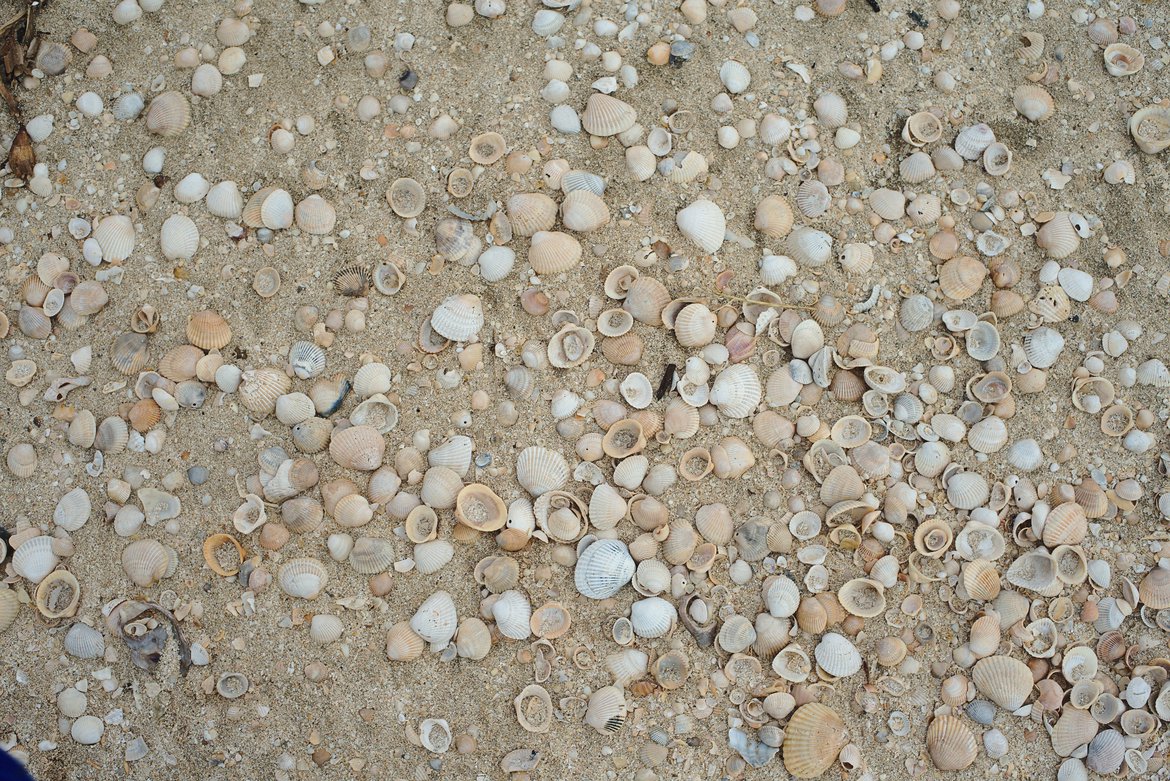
top-left (2, 0), bottom-right (1170, 779)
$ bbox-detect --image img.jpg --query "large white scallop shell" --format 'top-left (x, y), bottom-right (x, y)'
top-left (575, 538), bottom-right (635, 599)
top-left (676, 199), bottom-right (726, 254)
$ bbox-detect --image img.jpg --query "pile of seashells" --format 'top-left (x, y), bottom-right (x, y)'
top-left (3, 0), bottom-right (1170, 779)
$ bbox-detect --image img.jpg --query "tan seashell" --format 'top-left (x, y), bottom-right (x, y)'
top-left (469, 131), bottom-right (506, 165)
top-left (294, 194), bottom-right (337, 234)
top-left (203, 533), bottom-right (245, 576)
top-left (902, 111), bottom-right (943, 146)
top-left (529, 231), bottom-right (582, 275)
top-left (506, 193), bottom-right (557, 236)
top-left (926, 715), bottom-right (977, 771)
top-left (0, 589), bottom-right (19, 633)
top-left (35, 569), bottom-right (80, 619)
top-left (6, 443), bottom-right (37, 478)
top-left (329, 425), bottom-right (385, 471)
top-left (972, 654), bottom-right (1032, 710)
top-left (386, 177), bottom-right (426, 218)
top-left (602, 419), bottom-right (646, 458)
top-left (385, 621), bottom-right (426, 662)
top-left (187, 310), bottom-right (231, 350)
top-left (1035, 212), bottom-right (1081, 259)
top-left (547, 323), bottom-right (595, 368)
top-left (963, 559), bottom-right (1001, 602)
top-left (1014, 84), bottom-right (1055, 121)
top-left (1041, 502), bottom-right (1087, 547)
top-left (121, 539), bottom-right (173, 587)
top-left (1051, 707), bottom-right (1099, 757)
top-left (455, 483), bottom-right (507, 532)
top-left (349, 536), bottom-right (395, 574)
top-left (1129, 105), bottom-right (1170, 155)
top-left (754, 195), bottom-right (794, 239)
top-left (516, 446), bottom-right (569, 497)
top-left (561, 189), bottom-right (610, 233)
top-left (145, 91), bottom-right (191, 136)
top-left (837, 577), bottom-right (885, 618)
top-left (938, 256), bottom-right (988, 300)
top-left (1139, 565), bottom-right (1170, 609)
top-left (783, 703), bottom-right (848, 778)
top-left (581, 94), bottom-right (637, 137)
top-left (530, 601), bottom-right (571, 639)
top-left (515, 684), bottom-right (554, 733)
top-left (455, 617), bottom-right (492, 660)
top-left (622, 276), bottom-right (671, 326)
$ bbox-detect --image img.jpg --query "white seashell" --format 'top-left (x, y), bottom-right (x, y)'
top-left (619, 372), bottom-right (654, 409)
top-left (581, 93), bottom-right (636, 137)
top-left (430, 294), bottom-right (484, 341)
top-left (1006, 438), bottom-right (1043, 471)
top-left (428, 436), bottom-right (473, 476)
top-left (206, 181), bottom-right (243, 219)
top-left (278, 558), bottom-right (329, 599)
top-left (259, 189), bottom-right (294, 230)
top-left (630, 596), bottom-right (676, 638)
top-left (173, 172), bottom-right (209, 203)
top-left (709, 364), bottom-right (762, 418)
top-left (1057, 267), bottom-right (1093, 302)
top-left (353, 362), bottom-right (392, 399)
top-left (1136, 359), bottom-right (1170, 387)
top-left (410, 590), bottom-right (458, 648)
top-left (160, 214), bottom-right (199, 260)
top-left (491, 589), bottom-right (532, 640)
top-left (676, 199), bottom-right (725, 253)
top-left (414, 539), bottom-right (455, 575)
top-left (516, 446), bottom-right (569, 496)
top-left (53, 487), bottom-right (91, 531)
top-left (288, 341), bottom-right (327, 380)
top-left (787, 226), bottom-right (833, 267)
top-left (93, 215), bottom-right (136, 262)
top-left (310, 614), bottom-right (344, 643)
top-left (719, 60), bottom-right (751, 93)
top-left (814, 632), bottom-right (862, 677)
top-left (813, 92), bottom-right (847, 127)
top-left (13, 536), bottom-right (58, 583)
top-left (478, 246), bottom-right (515, 282)
top-left (954, 123), bottom-right (995, 160)
top-left (419, 719), bottom-right (452, 754)
top-left (1023, 327), bottom-right (1065, 369)
top-left (575, 539), bottom-right (635, 599)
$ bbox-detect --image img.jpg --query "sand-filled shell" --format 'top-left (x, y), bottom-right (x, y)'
top-left (35, 569), bottom-right (80, 619)
top-left (387, 177), bottom-right (426, 218)
top-left (926, 715), bottom-right (977, 770)
top-left (783, 703), bottom-right (848, 778)
top-left (455, 483), bottom-right (507, 532)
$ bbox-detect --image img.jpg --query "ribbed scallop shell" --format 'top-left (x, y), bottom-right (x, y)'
top-left (954, 123), bottom-right (995, 160)
top-left (455, 617), bottom-right (492, 660)
top-left (329, 425), bottom-right (385, 471)
top-left (813, 92), bottom-right (847, 127)
top-left (426, 294), bottom-right (483, 343)
top-left (625, 145), bottom-right (656, 181)
top-left (516, 446), bottom-right (569, 496)
top-left (972, 655), bottom-right (1032, 710)
top-left (585, 685), bottom-right (628, 734)
top-left (94, 214), bottom-right (136, 261)
top-left (310, 614), bottom-right (344, 643)
top-left (581, 93), bottom-right (636, 136)
top-left (0, 590), bottom-right (19, 632)
top-left (160, 213), bottom-right (199, 259)
top-left (145, 91), bottom-right (190, 136)
top-left (53, 487), bottom-right (91, 532)
top-left (187, 310), bottom-right (232, 350)
top-left (385, 621), bottom-right (426, 661)
top-left (506, 193), bottom-right (558, 237)
top-left (899, 151), bottom-right (936, 183)
top-left (63, 622), bottom-right (105, 658)
top-left (630, 596), bottom-right (676, 638)
top-left (414, 539), bottom-right (455, 575)
top-left (239, 368), bottom-right (291, 417)
top-left (121, 539), bottom-right (172, 587)
top-left (279, 558), bottom-right (329, 599)
top-left (783, 703), bottom-right (848, 778)
top-left (206, 180), bottom-right (243, 218)
top-left (717, 615), bottom-right (757, 654)
top-left (491, 589), bottom-right (532, 640)
top-left (676, 199), bottom-right (725, 254)
top-left (1051, 707), bottom-right (1099, 757)
top-left (754, 195), bottom-right (794, 238)
top-left (787, 226), bottom-right (833, 267)
top-left (869, 188), bottom-right (906, 221)
top-left (1014, 84), bottom-right (1055, 121)
top-left (410, 590), bottom-right (458, 646)
top-left (353, 362), bottom-right (392, 399)
top-left (1023, 326), bottom-right (1065, 368)
top-left (349, 536), bottom-right (394, 574)
top-left (673, 303), bottom-right (717, 348)
top-left (926, 715), bottom-right (977, 770)
top-left (561, 189), bottom-right (610, 233)
top-left (622, 276), bottom-right (671, 327)
top-left (813, 631), bottom-right (861, 677)
top-left (575, 539), bottom-right (635, 599)
top-left (709, 364), bottom-right (761, 418)
top-left (1041, 502), bottom-right (1087, 547)
top-left (295, 195), bottom-right (337, 234)
top-left (588, 483), bottom-right (627, 531)
top-left (13, 536), bottom-right (58, 584)
top-left (1035, 212), bottom-right (1081, 258)
top-left (527, 230), bottom-right (581, 275)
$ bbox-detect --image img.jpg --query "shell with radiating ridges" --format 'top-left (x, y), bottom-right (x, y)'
top-left (581, 94), bottom-right (636, 137)
top-left (516, 446), bottom-right (569, 497)
top-left (676, 199), bottom-right (726, 253)
top-left (410, 590), bottom-right (458, 647)
top-left (709, 364), bottom-right (761, 418)
top-left (783, 703), bottom-right (848, 778)
top-left (575, 539), bottom-right (635, 599)
top-left (926, 715), bottom-right (977, 770)
top-left (972, 655), bottom-right (1032, 710)
top-left (278, 558), bottom-right (329, 599)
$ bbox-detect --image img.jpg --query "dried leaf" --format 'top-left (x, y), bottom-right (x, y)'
top-left (6, 125), bottom-right (34, 179)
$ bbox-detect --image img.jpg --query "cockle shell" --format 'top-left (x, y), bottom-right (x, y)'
top-left (783, 703), bottom-right (848, 778)
top-left (160, 214), bottom-right (199, 259)
top-left (814, 632), bottom-right (861, 677)
top-left (926, 716), bottom-right (977, 770)
top-left (385, 621), bottom-right (426, 661)
top-left (1129, 105), bottom-right (1170, 155)
top-left (410, 590), bottom-right (458, 648)
top-left (278, 558), bottom-right (329, 599)
top-left (491, 589), bottom-right (532, 640)
top-left (516, 446), bottom-right (569, 496)
top-left (528, 230), bottom-right (582, 275)
top-left (972, 655), bottom-right (1032, 710)
top-left (585, 686), bottom-right (627, 734)
top-left (575, 539), bottom-right (635, 599)
top-left (431, 294), bottom-right (483, 342)
top-left (581, 94), bottom-right (636, 136)
top-left (145, 91), bottom-right (190, 136)
top-left (709, 364), bottom-right (761, 418)
top-left (676, 199), bottom-right (725, 253)
top-left (121, 539), bottom-right (173, 587)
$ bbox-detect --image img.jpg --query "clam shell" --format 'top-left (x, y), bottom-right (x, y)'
top-left (972, 655), bottom-right (1032, 710)
top-left (491, 589), bottom-right (532, 640)
top-left (926, 715), bottom-right (977, 771)
top-left (575, 539), bottom-right (635, 599)
top-left (455, 617), bottom-right (492, 660)
top-left (783, 703), bottom-right (847, 778)
top-left (160, 213), bottom-right (199, 259)
top-left (94, 214), bottom-right (136, 262)
top-left (516, 446), bottom-right (569, 496)
top-left (581, 94), bottom-right (636, 137)
top-left (528, 230), bottom-right (581, 275)
top-left (53, 487), bottom-right (91, 532)
top-left (410, 590), bottom-right (458, 647)
top-left (309, 614), bottom-right (344, 643)
top-left (676, 199), bottom-right (725, 253)
top-left (206, 180), bottom-right (243, 218)
top-left (187, 310), bottom-right (232, 350)
top-left (709, 364), bottom-right (761, 418)
top-left (35, 569), bottom-right (80, 619)
top-left (814, 632), bottom-right (862, 677)
top-left (585, 685), bottom-right (627, 734)
top-left (1129, 105), bottom-right (1170, 155)
top-left (754, 195), bottom-right (794, 238)
top-left (121, 539), bottom-right (172, 587)
top-left (561, 189), bottom-right (610, 233)
top-left (430, 294), bottom-right (483, 342)
top-left (329, 425), bottom-right (385, 471)
top-left (455, 483), bottom-right (507, 532)
top-left (278, 558), bottom-right (329, 599)
top-left (630, 596), bottom-right (675, 638)
top-left (239, 368), bottom-right (291, 417)
top-left (145, 91), bottom-right (190, 136)
top-left (294, 194), bottom-right (337, 234)
top-left (63, 622), bottom-right (105, 658)
top-left (385, 621), bottom-right (426, 661)
top-left (837, 577), bottom-right (885, 618)
top-left (1014, 84), bottom-right (1055, 121)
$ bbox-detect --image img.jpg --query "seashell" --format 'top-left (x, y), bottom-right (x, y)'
top-left (548, 323), bottom-right (596, 368)
top-left (561, 189), bottom-right (610, 233)
top-left (676, 199), bottom-right (725, 254)
top-left (903, 111), bottom-right (943, 146)
top-left (585, 685), bottom-right (627, 735)
top-left (1138, 565), bottom-right (1170, 609)
top-left (94, 214), bottom-right (136, 262)
top-left (385, 621), bottom-right (426, 661)
top-left (530, 601), bottom-right (571, 640)
top-left (754, 195), bottom-right (794, 238)
top-left (433, 217), bottom-right (474, 261)
top-left (575, 539), bottom-right (635, 599)
top-left (1023, 326), bottom-right (1065, 368)
top-left (946, 471), bottom-right (989, 510)
top-left (35, 569), bottom-right (80, 619)
top-left (491, 589), bottom-right (532, 640)
top-left (62, 621), bottom-right (105, 658)
top-left (787, 226), bottom-right (834, 267)
top-left (468, 131), bottom-right (506, 165)
top-left (455, 617), bottom-right (492, 660)
top-left (821, 465), bottom-right (864, 504)
top-left (1136, 359), bottom-right (1170, 387)
top-left (1103, 42), bottom-right (1143, 77)
top-left (598, 309), bottom-right (634, 339)
top-left (291, 418), bottom-right (332, 453)
top-left (1129, 105), bottom-right (1170, 155)
top-left (783, 703), bottom-right (847, 778)
top-left (121, 539), bottom-right (172, 587)
top-left (294, 195), bottom-right (336, 234)
top-left (332, 264), bottom-right (370, 296)
top-left (528, 230), bottom-right (582, 275)
top-left (630, 596), bottom-right (675, 638)
top-left (352, 362), bottom-right (392, 400)
top-left (869, 188), bottom-right (905, 221)
top-left (206, 180), bottom-right (243, 218)
top-left (1041, 502), bottom-right (1087, 547)
top-left (93, 415), bottom-right (129, 454)
top-left (430, 294), bottom-right (483, 342)
top-left (454, 483), bottom-right (507, 532)
top-left (972, 655), bottom-right (1032, 710)
top-left (606, 648), bottom-right (649, 687)
top-left (837, 578), bottom-right (885, 618)
top-left (145, 91), bottom-right (191, 136)
top-left (515, 684), bottom-right (554, 733)
top-left (385, 177), bottom-right (426, 218)
top-left (622, 276), bottom-right (671, 326)
top-left (709, 364), bottom-right (761, 418)
top-left (310, 615), bottom-right (344, 643)
top-left (203, 533), bottom-right (245, 576)
top-left (418, 719), bottom-right (452, 755)
top-left (53, 487), bottom-right (91, 532)
top-left (239, 368), bottom-right (292, 418)
top-left (410, 590), bottom-right (458, 647)
top-left (795, 180), bottom-right (831, 218)
top-left (420, 466), bottom-right (462, 510)
top-left (1035, 212), bottom-right (1081, 258)
top-left (926, 716), bottom-right (977, 771)
top-left (717, 615), bottom-right (757, 654)
top-left (159, 213), bottom-right (199, 259)
top-left (278, 557), bottom-right (329, 599)
top-left (1051, 707), bottom-right (1100, 757)
top-left (938, 256), bottom-right (988, 300)
top-left (625, 145), bottom-right (656, 181)
top-left (815, 632), bottom-right (861, 677)
top-left (429, 436), bottom-right (473, 477)
top-left (813, 92), bottom-right (847, 128)
top-left (349, 394), bottom-right (399, 434)
top-left (1014, 84), bottom-right (1054, 121)
top-left (69, 281), bottom-right (108, 316)
top-left (517, 446), bottom-right (569, 496)
top-left (899, 151), bottom-right (936, 183)
top-left (478, 246), bottom-right (515, 282)
top-left (71, 716), bottom-right (104, 745)
top-left (581, 94), bottom-right (636, 137)
top-left (187, 310), bottom-right (232, 350)
top-left (954, 123), bottom-right (995, 160)
top-left (288, 341), bottom-right (327, 380)
top-left (505, 193), bottom-right (558, 238)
